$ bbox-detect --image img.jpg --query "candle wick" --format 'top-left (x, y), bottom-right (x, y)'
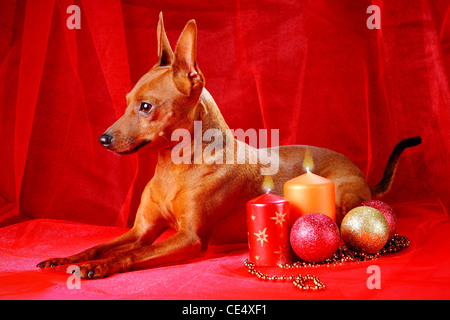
top-left (306, 167), bottom-right (311, 173)
top-left (265, 189), bottom-right (271, 194)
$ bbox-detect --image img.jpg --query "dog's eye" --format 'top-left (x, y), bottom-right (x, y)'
top-left (139, 102), bottom-right (154, 114)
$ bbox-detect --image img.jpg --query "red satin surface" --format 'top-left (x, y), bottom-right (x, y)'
top-left (1, 1), bottom-right (449, 299)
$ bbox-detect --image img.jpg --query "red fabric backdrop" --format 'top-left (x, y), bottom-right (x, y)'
top-left (1, 0), bottom-right (450, 299)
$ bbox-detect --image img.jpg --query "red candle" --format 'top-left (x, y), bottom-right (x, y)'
top-left (246, 192), bottom-right (292, 267)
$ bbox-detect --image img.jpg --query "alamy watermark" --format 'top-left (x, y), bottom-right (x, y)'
top-left (65, 5), bottom-right (380, 31)
top-left (66, 5), bottom-right (81, 30)
top-left (170, 121), bottom-right (280, 175)
top-left (66, 265), bottom-right (81, 289)
top-left (366, 265), bottom-right (381, 289)
top-left (367, 5), bottom-right (381, 30)
top-left (61, 4), bottom-right (383, 290)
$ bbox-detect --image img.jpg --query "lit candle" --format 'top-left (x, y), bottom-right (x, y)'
top-left (283, 148), bottom-right (336, 223)
top-left (246, 176), bottom-right (293, 266)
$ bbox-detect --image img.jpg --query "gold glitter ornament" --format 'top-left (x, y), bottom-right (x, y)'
top-left (340, 206), bottom-right (389, 254)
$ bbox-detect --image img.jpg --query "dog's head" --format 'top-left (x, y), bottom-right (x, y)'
top-left (99, 12), bottom-right (205, 154)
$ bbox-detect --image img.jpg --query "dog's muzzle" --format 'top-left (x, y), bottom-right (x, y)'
top-left (98, 132), bottom-right (151, 154)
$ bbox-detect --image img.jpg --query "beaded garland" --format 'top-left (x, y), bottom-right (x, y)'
top-left (244, 233), bottom-right (410, 290)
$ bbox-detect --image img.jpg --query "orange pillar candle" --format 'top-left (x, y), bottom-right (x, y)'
top-left (283, 168), bottom-right (336, 223)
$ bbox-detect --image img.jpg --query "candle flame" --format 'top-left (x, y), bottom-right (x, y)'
top-left (303, 147), bottom-right (314, 172)
top-left (262, 174), bottom-right (274, 193)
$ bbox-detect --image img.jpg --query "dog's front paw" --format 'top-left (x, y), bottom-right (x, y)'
top-left (79, 258), bottom-right (131, 279)
top-left (79, 261), bottom-right (110, 279)
top-left (36, 257), bottom-right (72, 268)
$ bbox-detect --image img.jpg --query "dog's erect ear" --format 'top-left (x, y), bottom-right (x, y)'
top-left (157, 12), bottom-right (174, 66)
top-left (172, 19), bottom-right (204, 96)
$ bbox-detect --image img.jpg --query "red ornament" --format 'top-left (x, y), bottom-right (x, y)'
top-left (290, 212), bottom-right (340, 263)
top-left (247, 193), bottom-right (293, 266)
top-left (360, 200), bottom-right (397, 239)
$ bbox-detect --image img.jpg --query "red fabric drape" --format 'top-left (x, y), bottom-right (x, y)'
top-left (0, 0), bottom-right (449, 299)
top-left (1, 0), bottom-right (448, 228)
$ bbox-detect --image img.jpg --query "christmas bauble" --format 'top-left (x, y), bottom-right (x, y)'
top-left (290, 212), bottom-right (340, 263)
top-left (340, 207), bottom-right (389, 253)
top-left (360, 200), bottom-right (396, 240)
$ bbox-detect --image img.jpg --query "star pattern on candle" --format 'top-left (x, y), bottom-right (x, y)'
top-left (254, 228), bottom-right (269, 247)
top-left (270, 211), bottom-right (286, 226)
top-left (274, 245), bottom-right (288, 262)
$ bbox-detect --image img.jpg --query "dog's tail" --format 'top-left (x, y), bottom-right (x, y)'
top-left (370, 136), bottom-right (422, 198)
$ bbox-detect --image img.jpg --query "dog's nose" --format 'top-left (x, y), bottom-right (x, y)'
top-left (98, 133), bottom-right (113, 147)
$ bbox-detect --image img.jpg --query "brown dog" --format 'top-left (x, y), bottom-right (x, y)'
top-left (37, 13), bottom-right (421, 278)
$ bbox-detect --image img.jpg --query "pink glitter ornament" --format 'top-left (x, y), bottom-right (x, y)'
top-left (290, 212), bottom-right (340, 263)
top-left (360, 200), bottom-right (397, 240)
